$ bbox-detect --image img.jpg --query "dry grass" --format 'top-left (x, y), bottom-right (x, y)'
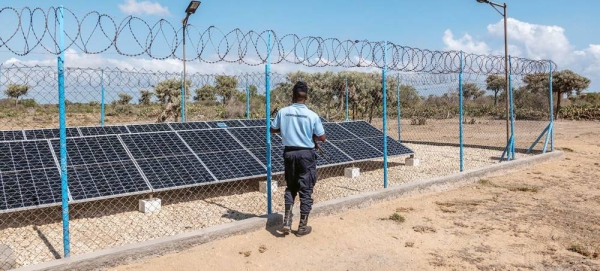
top-left (413, 225), bottom-right (436, 233)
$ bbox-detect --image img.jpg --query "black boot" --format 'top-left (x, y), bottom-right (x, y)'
top-left (296, 214), bottom-right (312, 236)
top-left (282, 204), bottom-right (293, 234)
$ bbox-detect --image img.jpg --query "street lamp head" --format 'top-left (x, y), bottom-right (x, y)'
top-left (185, 1), bottom-right (201, 14)
top-left (476, 0), bottom-right (490, 3)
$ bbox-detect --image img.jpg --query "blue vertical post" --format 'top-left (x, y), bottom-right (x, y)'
top-left (57, 6), bottom-right (70, 258)
top-left (246, 74), bottom-right (250, 119)
top-left (265, 32), bottom-right (273, 215)
top-left (526, 61), bottom-right (555, 154)
top-left (509, 56), bottom-right (516, 160)
top-left (396, 74), bottom-right (401, 142)
top-left (345, 76), bottom-right (349, 121)
top-left (100, 69), bottom-right (105, 126)
top-left (180, 72), bottom-right (185, 122)
top-left (549, 61), bottom-right (554, 152)
top-left (459, 51), bottom-right (464, 172)
top-left (382, 41), bottom-right (388, 188)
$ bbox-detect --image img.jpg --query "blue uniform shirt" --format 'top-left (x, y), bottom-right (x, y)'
top-left (271, 103), bottom-right (325, 148)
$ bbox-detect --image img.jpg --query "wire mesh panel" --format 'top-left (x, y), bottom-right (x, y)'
top-left (0, 8), bottom-right (557, 268)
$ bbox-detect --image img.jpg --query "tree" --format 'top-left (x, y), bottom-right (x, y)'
top-left (139, 89), bottom-right (153, 105)
top-left (194, 85), bottom-right (216, 102)
top-left (249, 85), bottom-right (258, 97)
top-left (485, 75), bottom-right (505, 106)
top-left (523, 70), bottom-right (591, 119)
top-left (117, 93), bottom-right (133, 105)
top-left (154, 78), bottom-right (191, 122)
top-left (4, 84), bottom-right (29, 106)
top-left (460, 83), bottom-right (485, 101)
top-left (214, 75), bottom-right (238, 104)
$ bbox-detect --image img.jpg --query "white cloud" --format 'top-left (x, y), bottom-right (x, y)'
top-left (442, 18), bottom-right (600, 91)
top-left (442, 29), bottom-right (491, 55)
top-left (118, 0), bottom-right (171, 16)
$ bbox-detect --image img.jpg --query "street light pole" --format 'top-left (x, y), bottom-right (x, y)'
top-left (182, 1), bottom-right (201, 122)
top-left (476, 0), bottom-right (510, 144)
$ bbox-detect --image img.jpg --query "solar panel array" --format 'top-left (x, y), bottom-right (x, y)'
top-left (0, 118), bottom-right (413, 213)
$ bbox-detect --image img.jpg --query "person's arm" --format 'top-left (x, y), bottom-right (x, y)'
top-left (313, 116), bottom-right (326, 142)
top-left (313, 133), bottom-right (326, 142)
top-left (270, 110), bottom-right (281, 134)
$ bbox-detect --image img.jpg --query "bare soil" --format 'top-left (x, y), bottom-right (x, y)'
top-left (111, 120), bottom-right (600, 271)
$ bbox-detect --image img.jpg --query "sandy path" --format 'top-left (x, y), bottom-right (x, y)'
top-left (112, 120), bottom-right (600, 271)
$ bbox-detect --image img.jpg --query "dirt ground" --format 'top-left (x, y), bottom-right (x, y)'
top-left (111, 120), bottom-right (600, 271)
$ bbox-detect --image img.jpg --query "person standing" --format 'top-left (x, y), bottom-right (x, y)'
top-left (270, 81), bottom-right (326, 236)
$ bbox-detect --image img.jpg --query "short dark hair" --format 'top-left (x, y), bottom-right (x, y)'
top-left (292, 81), bottom-right (308, 93)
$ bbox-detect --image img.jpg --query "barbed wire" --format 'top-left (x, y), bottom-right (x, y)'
top-left (0, 6), bottom-right (557, 75)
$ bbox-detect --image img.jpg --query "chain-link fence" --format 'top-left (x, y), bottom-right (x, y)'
top-left (0, 64), bottom-right (556, 270)
top-left (0, 6), bottom-right (558, 270)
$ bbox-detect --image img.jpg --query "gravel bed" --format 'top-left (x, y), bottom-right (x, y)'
top-left (0, 144), bottom-right (532, 268)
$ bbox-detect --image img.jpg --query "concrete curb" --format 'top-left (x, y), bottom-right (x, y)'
top-left (13, 151), bottom-right (563, 271)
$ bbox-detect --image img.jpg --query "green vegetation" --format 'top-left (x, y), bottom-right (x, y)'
top-left (0, 69), bottom-right (596, 129)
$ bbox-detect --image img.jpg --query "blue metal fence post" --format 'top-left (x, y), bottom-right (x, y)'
top-left (526, 61), bottom-right (554, 154)
top-left (100, 69), bottom-right (105, 126)
top-left (246, 73), bottom-right (250, 119)
top-left (509, 56), bottom-right (516, 160)
top-left (382, 41), bottom-right (389, 188)
top-left (345, 75), bottom-right (350, 121)
top-left (57, 6), bottom-right (70, 258)
top-left (459, 51), bottom-right (464, 172)
top-left (549, 61), bottom-right (554, 152)
top-left (345, 76), bottom-right (349, 121)
top-left (265, 31), bottom-right (273, 215)
top-left (396, 74), bottom-right (401, 142)
top-left (180, 72), bottom-right (185, 122)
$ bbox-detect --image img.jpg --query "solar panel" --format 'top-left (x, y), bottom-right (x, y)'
top-left (320, 117), bottom-right (328, 123)
top-left (136, 155), bottom-right (216, 190)
top-left (197, 150), bottom-right (265, 181)
top-left (51, 136), bottom-right (131, 166)
top-left (361, 136), bottom-right (414, 156)
top-left (0, 130), bottom-right (25, 141)
top-left (338, 121), bottom-right (383, 138)
top-left (315, 142), bottom-right (353, 166)
top-left (0, 119), bottom-right (414, 212)
top-left (206, 120), bottom-right (244, 129)
top-left (121, 132), bottom-right (192, 159)
top-left (0, 140), bottom-right (56, 172)
top-left (249, 146), bottom-right (285, 173)
top-left (330, 139), bottom-right (382, 160)
top-left (178, 129), bottom-right (245, 154)
top-left (0, 168), bottom-right (62, 211)
top-left (322, 123), bottom-right (358, 141)
top-left (67, 161), bottom-right (150, 201)
top-left (79, 125), bottom-right (129, 136)
top-left (239, 119), bottom-right (268, 127)
top-left (168, 121), bottom-right (210, 131)
top-left (227, 127), bottom-right (283, 148)
top-left (24, 128), bottom-right (81, 140)
top-left (126, 123), bottom-right (173, 133)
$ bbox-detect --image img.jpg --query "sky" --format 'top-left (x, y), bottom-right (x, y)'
top-left (0, 0), bottom-right (599, 91)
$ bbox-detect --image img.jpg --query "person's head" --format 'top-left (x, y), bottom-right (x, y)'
top-left (292, 81), bottom-right (308, 103)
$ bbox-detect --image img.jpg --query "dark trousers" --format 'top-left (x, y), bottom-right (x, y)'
top-left (283, 148), bottom-right (317, 215)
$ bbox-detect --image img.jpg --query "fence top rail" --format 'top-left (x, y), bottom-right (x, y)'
top-left (0, 6), bottom-right (556, 75)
